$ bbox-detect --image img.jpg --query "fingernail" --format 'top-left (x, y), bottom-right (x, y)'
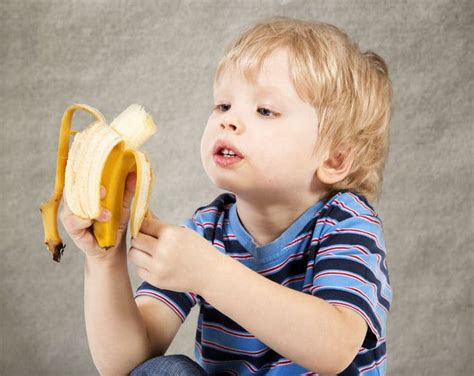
top-left (102, 209), bottom-right (111, 220)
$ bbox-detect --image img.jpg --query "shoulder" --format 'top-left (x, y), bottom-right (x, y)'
top-left (312, 191), bottom-right (386, 254)
top-left (181, 192), bottom-right (236, 237)
top-left (322, 191), bottom-right (378, 220)
top-left (317, 191), bottom-right (383, 233)
top-left (192, 192), bottom-right (236, 221)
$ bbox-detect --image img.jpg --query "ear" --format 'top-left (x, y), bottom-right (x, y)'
top-left (316, 147), bottom-right (354, 185)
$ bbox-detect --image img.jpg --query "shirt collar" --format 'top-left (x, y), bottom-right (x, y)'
top-left (229, 198), bottom-right (326, 263)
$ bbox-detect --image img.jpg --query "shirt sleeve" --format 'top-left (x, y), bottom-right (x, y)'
top-left (133, 215), bottom-right (204, 323)
top-left (310, 214), bottom-right (392, 350)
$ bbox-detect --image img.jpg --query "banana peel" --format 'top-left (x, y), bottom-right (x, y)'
top-left (39, 104), bottom-right (156, 262)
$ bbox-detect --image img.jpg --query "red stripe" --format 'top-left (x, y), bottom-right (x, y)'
top-left (315, 270), bottom-right (367, 284)
top-left (332, 227), bottom-right (384, 250)
top-left (194, 221), bottom-right (204, 229)
top-left (347, 192), bottom-right (377, 216)
top-left (260, 252), bottom-right (304, 275)
top-left (334, 199), bottom-right (360, 216)
top-left (202, 322), bottom-right (256, 338)
top-left (329, 301), bottom-right (379, 341)
top-left (265, 359), bottom-right (294, 369)
top-left (316, 218), bottom-right (337, 226)
top-left (199, 207), bottom-right (219, 215)
top-left (282, 274), bottom-right (305, 287)
top-left (314, 270), bottom-right (379, 297)
top-left (202, 339), bottom-right (270, 356)
top-left (345, 286), bottom-right (375, 308)
top-left (360, 354), bottom-right (386, 373)
top-left (213, 239), bottom-right (225, 248)
top-left (285, 232), bottom-right (312, 248)
top-left (201, 221), bottom-right (217, 227)
top-left (317, 245), bottom-right (384, 271)
top-left (135, 291), bottom-right (185, 322)
top-left (230, 253), bottom-right (254, 260)
top-left (187, 292), bottom-right (198, 305)
top-left (318, 244), bottom-right (369, 256)
top-left (359, 214), bottom-right (380, 225)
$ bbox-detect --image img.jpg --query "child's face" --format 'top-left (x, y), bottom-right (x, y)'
top-left (200, 47), bottom-right (323, 201)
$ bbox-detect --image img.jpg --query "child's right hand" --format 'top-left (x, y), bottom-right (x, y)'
top-left (59, 172), bottom-right (137, 260)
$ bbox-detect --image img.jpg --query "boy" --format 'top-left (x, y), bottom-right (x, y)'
top-left (61, 16), bottom-right (393, 375)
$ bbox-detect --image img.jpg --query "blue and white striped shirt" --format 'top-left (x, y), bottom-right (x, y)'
top-left (135, 191), bottom-right (392, 375)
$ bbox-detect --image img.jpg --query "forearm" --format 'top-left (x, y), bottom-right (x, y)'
top-left (84, 246), bottom-right (152, 375)
top-left (201, 253), bottom-right (358, 374)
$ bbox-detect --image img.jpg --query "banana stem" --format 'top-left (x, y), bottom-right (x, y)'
top-left (39, 104), bottom-right (105, 262)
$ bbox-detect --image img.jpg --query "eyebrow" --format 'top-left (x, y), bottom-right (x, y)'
top-left (256, 86), bottom-right (292, 101)
top-left (214, 85), bottom-right (292, 102)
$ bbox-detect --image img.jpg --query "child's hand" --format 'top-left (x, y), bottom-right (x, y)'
top-left (59, 172), bottom-right (137, 260)
top-left (129, 216), bottom-right (224, 295)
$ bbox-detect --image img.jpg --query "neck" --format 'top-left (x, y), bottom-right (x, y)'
top-left (235, 191), bottom-right (325, 246)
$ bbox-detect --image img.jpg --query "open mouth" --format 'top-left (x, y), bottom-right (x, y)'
top-left (213, 139), bottom-right (244, 158)
top-left (212, 140), bottom-right (244, 167)
top-left (218, 148), bottom-right (239, 158)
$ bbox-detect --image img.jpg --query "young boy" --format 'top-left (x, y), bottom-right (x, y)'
top-left (61, 16), bottom-right (393, 375)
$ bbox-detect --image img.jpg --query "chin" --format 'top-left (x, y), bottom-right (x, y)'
top-left (209, 173), bottom-right (235, 191)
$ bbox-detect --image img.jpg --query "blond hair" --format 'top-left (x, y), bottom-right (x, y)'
top-left (213, 16), bottom-right (393, 204)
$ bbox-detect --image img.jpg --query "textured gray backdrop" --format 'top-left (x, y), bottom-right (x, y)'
top-left (1, 0), bottom-right (472, 375)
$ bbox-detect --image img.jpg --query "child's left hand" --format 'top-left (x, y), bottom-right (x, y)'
top-left (128, 216), bottom-right (224, 296)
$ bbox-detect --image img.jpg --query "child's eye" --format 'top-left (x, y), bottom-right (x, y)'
top-left (214, 104), bottom-right (230, 112)
top-left (257, 107), bottom-right (278, 118)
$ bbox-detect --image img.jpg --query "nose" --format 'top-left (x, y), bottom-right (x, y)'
top-left (220, 114), bottom-right (244, 133)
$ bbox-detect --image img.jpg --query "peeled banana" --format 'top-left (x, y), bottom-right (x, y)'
top-left (39, 103), bottom-right (157, 262)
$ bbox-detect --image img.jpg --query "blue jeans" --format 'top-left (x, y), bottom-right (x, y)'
top-left (129, 354), bottom-right (208, 375)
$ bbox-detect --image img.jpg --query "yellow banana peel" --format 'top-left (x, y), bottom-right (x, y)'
top-left (39, 103), bottom-right (156, 262)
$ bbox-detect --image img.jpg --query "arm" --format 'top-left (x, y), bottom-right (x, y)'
top-left (200, 252), bottom-right (367, 374)
top-left (84, 248), bottom-right (153, 376)
top-left (85, 246), bottom-right (185, 375)
top-left (60, 174), bottom-right (181, 374)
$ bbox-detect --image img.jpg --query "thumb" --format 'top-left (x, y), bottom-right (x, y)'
top-left (139, 215), bottom-right (167, 238)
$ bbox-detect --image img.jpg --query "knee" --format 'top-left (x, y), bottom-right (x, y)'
top-left (129, 354), bottom-right (206, 376)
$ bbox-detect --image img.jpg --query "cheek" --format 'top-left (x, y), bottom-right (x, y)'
top-left (257, 132), bottom-right (308, 172)
top-left (200, 122), bottom-right (215, 167)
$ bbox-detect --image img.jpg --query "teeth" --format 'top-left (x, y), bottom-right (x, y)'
top-left (221, 148), bottom-right (236, 156)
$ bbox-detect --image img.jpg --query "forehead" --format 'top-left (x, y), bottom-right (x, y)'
top-left (214, 48), bottom-right (299, 101)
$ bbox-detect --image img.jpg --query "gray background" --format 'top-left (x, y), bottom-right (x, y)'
top-left (1, 0), bottom-right (472, 375)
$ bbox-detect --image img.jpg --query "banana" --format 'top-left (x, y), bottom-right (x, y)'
top-left (39, 103), bottom-right (156, 262)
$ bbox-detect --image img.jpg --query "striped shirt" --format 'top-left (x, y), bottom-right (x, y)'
top-left (134, 191), bottom-right (392, 375)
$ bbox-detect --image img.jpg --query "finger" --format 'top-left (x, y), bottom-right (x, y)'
top-left (96, 208), bottom-right (111, 222)
top-left (128, 246), bottom-right (152, 266)
top-left (122, 172), bottom-right (137, 209)
top-left (62, 214), bottom-right (93, 236)
top-left (100, 185), bottom-right (106, 199)
top-left (61, 189), bottom-right (74, 217)
top-left (139, 217), bottom-right (166, 238)
top-left (73, 227), bottom-right (100, 248)
top-left (130, 232), bottom-right (155, 256)
top-left (118, 172), bottom-right (137, 226)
